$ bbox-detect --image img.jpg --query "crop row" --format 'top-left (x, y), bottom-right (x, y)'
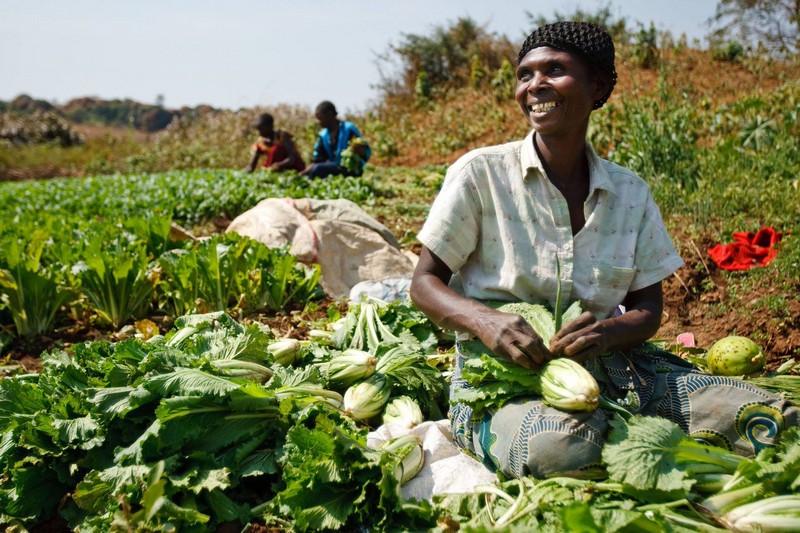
top-left (0, 170), bottom-right (383, 347)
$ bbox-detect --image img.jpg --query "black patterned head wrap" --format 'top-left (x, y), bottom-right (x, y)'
top-left (518, 21), bottom-right (617, 109)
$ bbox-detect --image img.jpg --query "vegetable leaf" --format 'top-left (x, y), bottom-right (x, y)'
top-left (603, 415), bottom-right (696, 496)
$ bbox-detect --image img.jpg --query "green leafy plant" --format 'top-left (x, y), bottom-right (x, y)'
top-left (156, 233), bottom-right (323, 318)
top-left (70, 233), bottom-right (155, 329)
top-left (241, 246), bottom-right (323, 313)
top-left (0, 232), bottom-right (75, 337)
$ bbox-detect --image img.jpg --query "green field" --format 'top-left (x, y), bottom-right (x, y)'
top-left (2, 11), bottom-right (800, 532)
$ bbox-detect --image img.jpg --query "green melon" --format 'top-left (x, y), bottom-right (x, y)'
top-left (706, 336), bottom-right (766, 376)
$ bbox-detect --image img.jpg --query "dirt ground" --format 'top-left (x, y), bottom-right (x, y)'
top-left (659, 243), bottom-right (799, 372)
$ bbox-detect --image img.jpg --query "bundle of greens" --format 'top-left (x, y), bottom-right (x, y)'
top-left (698, 425), bottom-right (800, 530)
top-left (453, 300), bottom-right (601, 413)
top-left (340, 343), bottom-right (446, 422)
top-left (330, 296), bottom-right (439, 353)
top-left (454, 353), bottom-right (601, 412)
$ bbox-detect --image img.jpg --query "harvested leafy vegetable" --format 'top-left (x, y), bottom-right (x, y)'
top-left (0, 312), bottom-right (417, 531)
top-left (454, 300), bottom-right (601, 413)
top-left (453, 353), bottom-right (600, 412)
top-left (602, 414), bottom-right (744, 498)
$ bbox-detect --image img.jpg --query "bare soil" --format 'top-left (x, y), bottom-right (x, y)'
top-left (658, 231), bottom-right (799, 372)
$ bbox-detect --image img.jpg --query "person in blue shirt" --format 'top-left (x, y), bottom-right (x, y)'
top-left (301, 100), bottom-right (371, 178)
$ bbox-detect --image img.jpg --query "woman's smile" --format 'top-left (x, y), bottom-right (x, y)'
top-left (527, 101), bottom-right (560, 114)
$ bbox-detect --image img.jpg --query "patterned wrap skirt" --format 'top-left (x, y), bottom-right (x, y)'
top-left (449, 343), bottom-right (800, 479)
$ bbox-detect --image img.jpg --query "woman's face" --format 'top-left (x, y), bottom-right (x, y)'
top-left (515, 46), bottom-right (605, 136)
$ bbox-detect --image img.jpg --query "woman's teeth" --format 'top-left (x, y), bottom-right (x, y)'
top-left (530, 102), bottom-right (558, 113)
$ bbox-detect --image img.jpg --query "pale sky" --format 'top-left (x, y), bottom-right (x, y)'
top-left (1, 0), bottom-right (719, 114)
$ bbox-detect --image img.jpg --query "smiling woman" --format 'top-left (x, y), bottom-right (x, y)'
top-left (408, 20), bottom-right (800, 480)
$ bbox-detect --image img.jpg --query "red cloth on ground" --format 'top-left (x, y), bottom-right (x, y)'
top-left (707, 226), bottom-right (783, 271)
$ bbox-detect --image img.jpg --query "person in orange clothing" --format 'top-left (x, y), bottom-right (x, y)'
top-left (246, 113), bottom-right (306, 173)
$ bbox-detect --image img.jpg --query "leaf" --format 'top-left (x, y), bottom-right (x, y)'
top-left (113, 419), bottom-right (163, 464)
top-left (561, 300), bottom-right (584, 327)
top-left (141, 479), bottom-right (168, 522)
top-left (204, 322), bottom-right (274, 363)
top-left (0, 377), bottom-right (47, 422)
top-left (88, 386), bottom-right (156, 417)
top-left (602, 415), bottom-right (694, 496)
top-left (52, 415), bottom-right (105, 450)
top-left (2, 466), bottom-right (70, 518)
top-left (204, 487), bottom-right (249, 524)
top-left (238, 448), bottom-right (279, 477)
top-left (72, 465), bottom-right (151, 512)
top-left (452, 354), bottom-right (543, 412)
top-left (558, 502), bottom-right (604, 532)
top-left (451, 380), bottom-right (527, 411)
top-left (143, 368), bottom-right (241, 397)
top-left (293, 489), bottom-right (361, 531)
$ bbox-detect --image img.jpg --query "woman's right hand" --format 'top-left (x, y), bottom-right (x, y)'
top-left (474, 307), bottom-right (552, 370)
top-left (410, 247), bottom-right (551, 369)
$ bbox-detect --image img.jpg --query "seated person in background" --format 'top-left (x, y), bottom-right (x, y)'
top-left (246, 113), bottom-right (306, 173)
top-left (301, 100), bottom-right (371, 178)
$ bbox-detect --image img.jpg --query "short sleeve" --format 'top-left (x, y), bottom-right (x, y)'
top-left (629, 194), bottom-right (684, 290)
top-left (252, 139), bottom-right (266, 154)
top-left (417, 165), bottom-right (481, 273)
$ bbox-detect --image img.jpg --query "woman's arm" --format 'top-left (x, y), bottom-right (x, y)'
top-left (548, 281), bottom-right (664, 362)
top-left (410, 246), bottom-right (552, 369)
top-left (246, 145), bottom-right (261, 172)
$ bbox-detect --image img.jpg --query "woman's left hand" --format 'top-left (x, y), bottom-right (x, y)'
top-left (549, 311), bottom-right (608, 363)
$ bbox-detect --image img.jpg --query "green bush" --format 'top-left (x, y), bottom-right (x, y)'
top-left (712, 40), bottom-right (745, 62)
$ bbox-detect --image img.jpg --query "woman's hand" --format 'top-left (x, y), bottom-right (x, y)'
top-left (475, 308), bottom-right (552, 370)
top-left (410, 247), bottom-right (552, 369)
top-left (549, 311), bottom-right (608, 363)
top-left (549, 283), bottom-right (665, 362)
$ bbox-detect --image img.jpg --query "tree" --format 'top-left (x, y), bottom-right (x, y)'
top-left (708, 0), bottom-right (800, 56)
top-left (525, 3), bottom-right (631, 46)
top-left (374, 17), bottom-right (516, 100)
